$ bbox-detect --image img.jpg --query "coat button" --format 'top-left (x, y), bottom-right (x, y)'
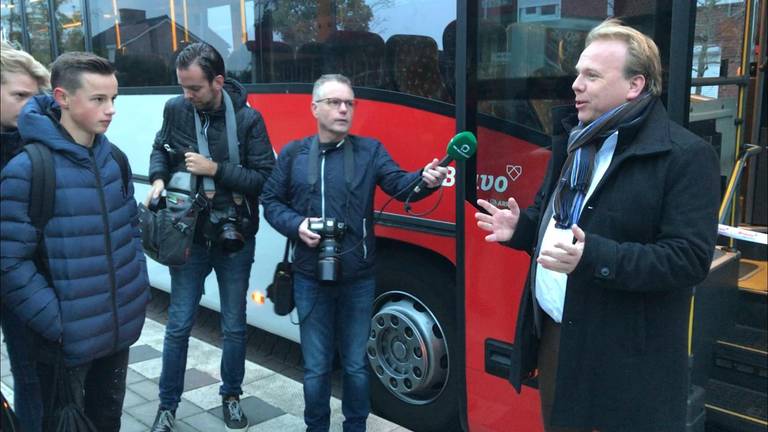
top-left (600, 267), bottom-right (610, 277)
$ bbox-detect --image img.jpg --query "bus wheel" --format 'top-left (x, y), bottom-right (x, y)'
top-left (369, 252), bottom-right (459, 431)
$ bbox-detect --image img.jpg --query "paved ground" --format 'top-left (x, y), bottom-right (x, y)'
top-left (1, 317), bottom-right (410, 432)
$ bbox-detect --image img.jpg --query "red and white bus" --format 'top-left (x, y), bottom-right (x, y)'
top-left (3, 0), bottom-right (764, 430)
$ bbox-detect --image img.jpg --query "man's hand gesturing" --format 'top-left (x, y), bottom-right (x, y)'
top-left (474, 197), bottom-right (520, 243)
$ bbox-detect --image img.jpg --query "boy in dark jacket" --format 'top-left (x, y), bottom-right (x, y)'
top-left (145, 42), bottom-right (275, 432)
top-left (261, 74), bottom-right (448, 432)
top-left (0, 40), bottom-right (50, 432)
top-left (0, 52), bottom-right (149, 431)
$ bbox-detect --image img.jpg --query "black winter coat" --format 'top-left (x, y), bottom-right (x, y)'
top-left (261, 135), bottom-right (433, 281)
top-left (1, 129), bottom-right (22, 169)
top-left (148, 78), bottom-right (275, 240)
top-left (506, 100), bottom-right (720, 431)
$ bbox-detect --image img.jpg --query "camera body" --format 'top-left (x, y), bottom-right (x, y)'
top-left (207, 199), bottom-right (253, 254)
top-left (308, 218), bottom-right (346, 282)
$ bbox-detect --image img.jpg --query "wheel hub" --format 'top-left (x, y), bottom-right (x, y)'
top-left (367, 292), bottom-right (449, 405)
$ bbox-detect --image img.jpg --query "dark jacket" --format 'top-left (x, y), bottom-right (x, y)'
top-left (1, 129), bottom-right (22, 169)
top-left (0, 95), bottom-right (150, 367)
top-left (506, 100), bottom-right (720, 431)
top-left (148, 78), bottom-right (275, 241)
top-left (261, 135), bottom-right (433, 281)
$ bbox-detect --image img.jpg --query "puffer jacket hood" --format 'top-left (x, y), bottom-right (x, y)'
top-left (18, 94), bottom-right (113, 165)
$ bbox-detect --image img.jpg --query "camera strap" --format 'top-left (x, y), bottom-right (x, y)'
top-left (307, 136), bottom-right (354, 190)
top-left (194, 90), bottom-right (242, 202)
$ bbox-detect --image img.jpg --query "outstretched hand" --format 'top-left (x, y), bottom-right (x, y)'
top-left (474, 197), bottom-right (520, 242)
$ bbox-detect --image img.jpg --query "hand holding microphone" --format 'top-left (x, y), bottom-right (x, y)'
top-left (420, 158), bottom-right (448, 189)
top-left (414, 131), bottom-right (478, 193)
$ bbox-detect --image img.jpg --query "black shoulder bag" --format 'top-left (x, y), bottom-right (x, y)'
top-left (266, 240), bottom-right (294, 316)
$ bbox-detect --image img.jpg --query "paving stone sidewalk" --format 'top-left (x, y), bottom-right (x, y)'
top-left (1, 317), bottom-right (409, 432)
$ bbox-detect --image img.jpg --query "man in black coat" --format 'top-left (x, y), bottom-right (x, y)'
top-left (475, 19), bottom-right (720, 432)
top-left (145, 42), bottom-right (275, 432)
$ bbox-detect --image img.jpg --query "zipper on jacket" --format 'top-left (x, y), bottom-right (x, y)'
top-left (320, 150), bottom-right (326, 219)
top-left (90, 149), bottom-right (121, 351)
top-left (201, 113), bottom-right (210, 139)
top-left (362, 217), bottom-right (368, 260)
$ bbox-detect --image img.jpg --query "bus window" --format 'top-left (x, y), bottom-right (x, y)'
top-left (54, 0), bottom-right (85, 53)
top-left (24, 0), bottom-right (53, 66)
top-left (88, 0), bottom-right (256, 87)
top-left (0, 0), bottom-right (23, 47)
top-left (262, 0), bottom-right (455, 101)
top-left (689, 1), bottom-right (749, 198)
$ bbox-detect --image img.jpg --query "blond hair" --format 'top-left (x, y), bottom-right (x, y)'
top-left (1, 40), bottom-right (50, 90)
top-left (586, 19), bottom-right (662, 96)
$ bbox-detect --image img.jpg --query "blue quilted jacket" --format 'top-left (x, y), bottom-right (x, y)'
top-left (0, 94), bottom-right (149, 367)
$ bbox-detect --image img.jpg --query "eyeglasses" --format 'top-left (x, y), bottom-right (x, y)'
top-left (314, 98), bottom-right (356, 109)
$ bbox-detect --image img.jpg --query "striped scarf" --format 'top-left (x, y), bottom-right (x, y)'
top-left (552, 93), bottom-right (654, 229)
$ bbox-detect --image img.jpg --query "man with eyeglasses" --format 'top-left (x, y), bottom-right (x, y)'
top-left (261, 74), bottom-right (448, 432)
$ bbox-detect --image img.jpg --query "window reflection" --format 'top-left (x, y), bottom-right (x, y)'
top-left (689, 1), bottom-right (747, 190)
top-left (259, 0), bottom-right (455, 100)
top-left (25, 0), bottom-right (53, 66)
top-left (1, 0), bottom-right (23, 46)
top-left (474, 0), bottom-right (666, 135)
top-left (55, 0), bottom-right (85, 53)
top-left (79, 0), bottom-right (456, 95)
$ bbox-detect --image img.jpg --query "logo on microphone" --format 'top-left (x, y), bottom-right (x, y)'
top-left (457, 143), bottom-right (473, 158)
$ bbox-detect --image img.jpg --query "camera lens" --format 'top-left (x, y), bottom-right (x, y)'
top-left (218, 223), bottom-right (245, 254)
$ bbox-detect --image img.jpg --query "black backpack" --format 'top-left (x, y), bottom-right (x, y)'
top-left (23, 142), bottom-right (130, 273)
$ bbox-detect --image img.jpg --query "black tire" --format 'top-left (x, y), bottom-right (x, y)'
top-left (369, 248), bottom-right (461, 431)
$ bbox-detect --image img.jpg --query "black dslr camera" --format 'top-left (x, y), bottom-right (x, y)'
top-left (308, 218), bottom-right (346, 282)
top-left (210, 205), bottom-right (246, 254)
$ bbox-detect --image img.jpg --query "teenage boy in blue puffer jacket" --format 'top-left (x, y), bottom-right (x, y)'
top-left (0, 52), bottom-right (149, 431)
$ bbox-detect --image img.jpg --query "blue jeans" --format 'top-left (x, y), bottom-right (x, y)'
top-left (294, 272), bottom-right (375, 432)
top-left (158, 238), bottom-right (255, 410)
top-left (1, 306), bottom-right (43, 432)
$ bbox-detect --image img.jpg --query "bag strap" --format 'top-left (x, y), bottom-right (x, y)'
top-left (109, 144), bottom-right (131, 197)
top-left (24, 143), bottom-right (55, 232)
top-left (307, 137), bottom-right (354, 190)
top-left (281, 238), bottom-right (291, 264)
top-left (24, 143), bottom-right (55, 283)
top-left (193, 91), bottom-right (240, 200)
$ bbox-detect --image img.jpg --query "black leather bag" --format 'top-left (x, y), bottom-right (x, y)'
top-left (48, 354), bottom-right (98, 432)
top-left (266, 240), bottom-right (294, 316)
top-left (138, 176), bottom-right (206, 266)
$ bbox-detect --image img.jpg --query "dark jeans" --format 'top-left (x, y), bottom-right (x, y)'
top-left (158, 238), bottom-right (255, 410)
top-left (1, 306), bottom-right (43, 432)
top-left (37, 348), bottom-right (129, 432)
top-left (293, 272), bottom-right (375, 432)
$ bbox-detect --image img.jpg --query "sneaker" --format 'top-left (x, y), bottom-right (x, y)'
top-left (222, 395), bottom-right (249, 431)
top-left (150, 408), bottom-right (176, 432)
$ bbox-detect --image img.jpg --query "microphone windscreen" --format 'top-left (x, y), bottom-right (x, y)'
top-left (446, 131), bottom-right (477, 161)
